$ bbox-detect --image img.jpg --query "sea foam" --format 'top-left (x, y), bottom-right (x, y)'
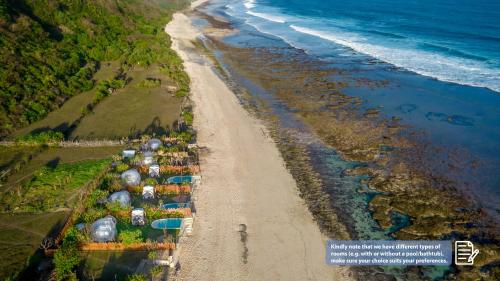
top-left (246, 11), bottom-right (286, 23)
top-left (290, 25), bottom-right (500, 92)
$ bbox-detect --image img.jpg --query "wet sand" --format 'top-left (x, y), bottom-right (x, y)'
top-left (165, 1), bottom-right (351, 280)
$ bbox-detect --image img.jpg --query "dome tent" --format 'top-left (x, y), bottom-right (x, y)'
top-left (147, 138), bottom-right (163, 151)
top-left (108, 190), bottom-right (131, 207)
top-left (121, 169), bottom-right (141, 187)
top-left (91, 216), bottom-right (117, 242)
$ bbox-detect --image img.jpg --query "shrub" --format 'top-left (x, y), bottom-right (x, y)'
top-left (137, 78), bottom-right (161, 88)
top-left (15, 131), bottom-right (65, 145)
top-left (53, 228), bottom-right (82, 280)
top-left (115, 163), bottom-right (130, 173)
top-left (181, 110), bottom-right (193, 126)
top-left (118, 229), bottom-right (143, 245)
top-left (81, 208), bottom-right (106, 223)
top-left (86, 189), bottom-right (108, 208)
top-left (126, 274), bottom-right (147, 281)
top-left (106, 201), bottom-right (130, 213)
top-left (150, 265), bottom-right (163, 277)
top-left (143, 177), bottom-right (157, 186)
top-left (147, 251), bottom-right (157, 260)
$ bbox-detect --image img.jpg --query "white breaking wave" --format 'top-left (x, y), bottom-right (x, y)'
top-left (243, 0), bottom-right (255, 9)
top-left (246, 11), bottom-right (287, 23)
top-left (290, 25), bottom-right (500, 92)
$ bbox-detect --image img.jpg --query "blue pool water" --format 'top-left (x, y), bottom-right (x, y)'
top-left (227, 0), bottom-right (500, 92)
top-left (151, 218), bottom-right (183, 229)
top-left (167, 175), bottom-right (195, 184)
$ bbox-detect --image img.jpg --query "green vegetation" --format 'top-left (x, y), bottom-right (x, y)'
top-left (1, 158), bottom-right (111, 212)
top-left (0, 0), bottom-right (190, 138)
top-left (181, 110), bottom-right (194, 126)
top-left (150, 265), bottom-right (163, 277)
top-left (126, 274), bottom-right (148, 281)
top-left (82, 76), bottom-right (128, 116)
top-left (137, 77), bottom-right (161, 88)
top-left (115, 163), bottom-right (130, 173)
top-left (147, 251), bottom-right (157, 260)
top-left (118, 229), bottom-right (143, 245)
top-left (53, 228), bottom-right (82, 281)
top-left (69, 64), bottom-right (184, 140)
top-left (143, 177), bottom-right (157, 186)
top-left (14, 131), bottom-right (64, 145)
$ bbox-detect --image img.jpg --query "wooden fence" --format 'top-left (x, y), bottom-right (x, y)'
top-left (80, 242), bottom-right (176, 251)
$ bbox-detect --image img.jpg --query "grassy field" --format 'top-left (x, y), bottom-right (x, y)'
top-left (78, 251), bottom-right (149, 281)
top-left (10, 62), bottom-right (122, 138)
top-left (1, 158), bottom-right (112, 213)
top-left (0, 146), bottom-right (117, 279)
top-left (0, 211), bottom-right (70, 280)
top-left (70, 63), bottom-right (183, 139)
top-left (1, 146), bottom-right (122, 193)
top-left (0, 146), bottom-right (39, 174)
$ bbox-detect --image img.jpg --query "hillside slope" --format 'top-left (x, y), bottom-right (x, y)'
top-left (0, 0), bottom-right (188, 138)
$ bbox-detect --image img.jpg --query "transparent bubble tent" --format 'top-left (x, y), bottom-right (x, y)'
top-left (91, 216), bottom-right (117, 242)
top-left (121, 169), bottom-right (141, 187)
top-left (147, 138), bottom-right (163, 151)
top-left (108, 190), bottom-right (131, 207)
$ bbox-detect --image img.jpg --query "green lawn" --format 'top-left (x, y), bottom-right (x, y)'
top-left (1, 146), bottom-right (122, 194)
top-left (70, 63), bottom-right (183, 139)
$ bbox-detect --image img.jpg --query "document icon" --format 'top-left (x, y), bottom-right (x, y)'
top-left (455, 241), bottom-right (479, 265)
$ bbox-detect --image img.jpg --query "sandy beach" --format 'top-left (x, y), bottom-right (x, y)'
top-left (165, 1), bottom-right (351, 280)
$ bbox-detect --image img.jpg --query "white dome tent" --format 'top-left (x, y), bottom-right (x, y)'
top-left (121, 169), bottom-right (141, 187)
top-left (108, 190), bottom-right (131, 207)
top-left (91, 216), bottom-right (117, 242)
top-left (147, 138), bottom-right (163, 151)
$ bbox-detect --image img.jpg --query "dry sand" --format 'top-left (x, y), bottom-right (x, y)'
top-left (165, 1), bottom-right (352, 280)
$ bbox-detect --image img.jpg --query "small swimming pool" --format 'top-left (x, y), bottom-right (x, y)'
top-left (151, 218), bottom-right (183, 229)
top-left (167, 175), bottom-right (195, 184)
top-left (161, 202), bottom-right (191, 209)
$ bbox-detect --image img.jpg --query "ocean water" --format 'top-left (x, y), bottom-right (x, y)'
top-left (196, 3), bottom-right (499, 277)
top-left (206, 0), bottom-right (500, 216)
top-left (231, 0), bottom-right (500, 92)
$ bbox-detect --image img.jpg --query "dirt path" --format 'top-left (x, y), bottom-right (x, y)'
top-left (165, 1), bottom-right (352, 280)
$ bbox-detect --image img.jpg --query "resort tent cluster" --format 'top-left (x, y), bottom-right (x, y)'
top-left (65, 135), bottom-right (200, 263)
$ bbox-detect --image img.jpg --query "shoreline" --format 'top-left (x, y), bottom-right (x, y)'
top-left (165, 2), bottom-right (352, 280)
top-left (179, 2), bottom-right (500, 279)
